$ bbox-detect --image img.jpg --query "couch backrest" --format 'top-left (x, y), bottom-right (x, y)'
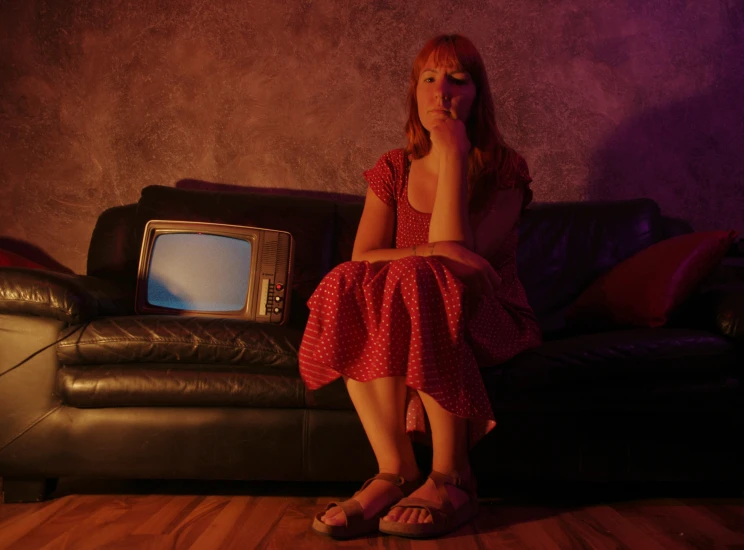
top-left (88, 185), bottom-right (339, 327)
top-left (87, 186), bottom-right (686, 334)
top-left (87, 203), bottom-right (139, 288)
top-left (517, 199), bottom-right (677, 334)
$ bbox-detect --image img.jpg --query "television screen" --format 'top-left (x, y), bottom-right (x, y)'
top-left (135, 220), bottom-right (294, 324)
top-left (147, 233), bottom-right (252, 312)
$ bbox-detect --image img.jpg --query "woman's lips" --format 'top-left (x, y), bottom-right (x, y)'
top-left (430, 109), bottom-right (451, 116)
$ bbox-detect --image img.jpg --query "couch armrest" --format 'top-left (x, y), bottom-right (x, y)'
top-left (712, 289), bottom-right (744, 342)
top-left (0, 267), bottom-right (134, 324)
top-left (702, 257), bottom-right (744, 341)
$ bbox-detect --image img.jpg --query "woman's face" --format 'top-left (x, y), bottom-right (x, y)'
top-left (416, 52), bottom-right (477, 132)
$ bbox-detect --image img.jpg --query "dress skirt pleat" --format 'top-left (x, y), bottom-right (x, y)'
top-left (299, 256), bottom-right (499, 448)
top-left (299, 148), bottom-right (541, 449)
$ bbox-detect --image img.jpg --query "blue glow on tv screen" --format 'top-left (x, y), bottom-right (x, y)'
top-left (147, 233), bottom-right (252, 312)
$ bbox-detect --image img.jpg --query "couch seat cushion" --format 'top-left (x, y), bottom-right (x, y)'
top-left (56, 315), bottom-right (305, 408)
top-left (57, 316), bottom-right (302, 369)
top-left (482, 328), bottom-right (739, 411)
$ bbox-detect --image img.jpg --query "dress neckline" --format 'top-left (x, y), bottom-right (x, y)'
top-left (403, 154), bottom-right (433, 217)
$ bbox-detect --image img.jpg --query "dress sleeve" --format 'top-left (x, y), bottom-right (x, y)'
top-left (362, 151), bottom-right (397, 207)
top-left (495, 154), bottom-right (534, 209)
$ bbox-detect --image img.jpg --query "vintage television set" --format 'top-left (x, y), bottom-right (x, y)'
top-left (135, 220), bottom-right (294, 324)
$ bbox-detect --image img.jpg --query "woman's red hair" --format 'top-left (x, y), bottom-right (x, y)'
top-left (404, 35), bottom-right (531, 215)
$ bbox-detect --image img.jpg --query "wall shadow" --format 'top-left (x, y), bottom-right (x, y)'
top-left (586, 38), bottom-right (744, 235)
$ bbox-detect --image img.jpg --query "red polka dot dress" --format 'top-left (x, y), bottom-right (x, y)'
top-left (299, 149), bottom-right (541, 448)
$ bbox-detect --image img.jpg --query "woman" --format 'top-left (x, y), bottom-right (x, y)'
top-left (299, 34), bottom-right (541, 539)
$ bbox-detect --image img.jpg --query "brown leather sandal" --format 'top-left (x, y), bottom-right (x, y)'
top-left (311, 472), bottom-right (421, 539)
top-left (378, 470), bottom-right (479, 538)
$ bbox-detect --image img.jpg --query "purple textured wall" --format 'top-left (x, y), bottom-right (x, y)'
top-left (1, 0), bottom-right (743, 273)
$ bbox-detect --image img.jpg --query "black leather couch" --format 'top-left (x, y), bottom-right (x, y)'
top-left (1, 185), bottom-right (742, 503)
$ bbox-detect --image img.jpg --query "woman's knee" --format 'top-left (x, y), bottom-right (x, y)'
top-left (333, 259), bottom-right (368, 271)
top-left (324, 260), bottom-right (368, 280)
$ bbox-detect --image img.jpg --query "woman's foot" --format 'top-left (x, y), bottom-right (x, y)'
top-left (320, 471), bottom-right (420, 526)
top-left (381, 469), bottom-right (473, 525)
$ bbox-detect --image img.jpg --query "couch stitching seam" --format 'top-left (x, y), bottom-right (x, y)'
top-left (56, 338), bottom-right (295, 356)
top-left (0, 405), bottom-right (63, 454)
top-left (0, 298), bottom-right (76, 317)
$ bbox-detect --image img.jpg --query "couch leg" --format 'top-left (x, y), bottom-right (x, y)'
top-left (1, 478), bottom-right (58, 503)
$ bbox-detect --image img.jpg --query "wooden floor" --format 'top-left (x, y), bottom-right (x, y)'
top-left (2, 479), bottom-right (744, 549)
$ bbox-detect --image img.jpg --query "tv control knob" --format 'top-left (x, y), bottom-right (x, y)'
top-left (275, 283), bottom-right (284, 291)
top-left (274, 296), bottom-right (283, 302)
top-left (273, 307), bottom-right (282, 314)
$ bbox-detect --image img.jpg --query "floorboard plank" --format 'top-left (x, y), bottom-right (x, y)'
top-left (663, 499), bottom-right (744, 545)
top-left (225, 496), bottom-right (293, 550)
top-left (1, 483), bottom-right (744, 550)
top-left (620, 499), bottom-right (719, 550)
top-left (168, 496), bottom-right (232, 549)
top-left (610, 500), bottom-right (693, 550)
top-left (553, 509), bottom-right (627, 550)
top-left (696, 501), bottom-right (744, 536)
top-left (582, 505), bottom-right (668, 550)
top-left (0, 496), bottom-right (73, 550)
top-left (14, 495), bottom-right (132, 550)
top-left (131, 495), bottom-right (205, 536)
top-left (258, 497), bottom-right (331, 550)
top-left (186, 496), bottom-right (254, 550)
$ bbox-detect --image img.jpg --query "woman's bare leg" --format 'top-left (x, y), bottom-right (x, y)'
top-left (382, 389), bottom-right (473, 525)
top-left (321, 376), bottom-right (421, 526)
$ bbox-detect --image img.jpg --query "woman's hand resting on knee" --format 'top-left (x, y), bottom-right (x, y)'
top-left (429, 241), bottom-right (502, 297)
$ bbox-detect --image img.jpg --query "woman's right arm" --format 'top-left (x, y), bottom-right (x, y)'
top-left (351, 188), bottom-right (417, 265)
top-left (351, 186), bottom-right (501, 294)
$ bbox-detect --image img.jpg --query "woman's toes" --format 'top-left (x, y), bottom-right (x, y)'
top-left (406, 508), bottom-right (423, 523)
top-left (398, 508), bottom-right (414, 523)
top-left (321, 507), bottom-right (344, 526)
top-left (383, 509), bottom-right (401, 522)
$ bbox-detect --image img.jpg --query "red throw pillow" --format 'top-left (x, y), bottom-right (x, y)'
top-left (567, 230), bottom-right (738, 328)
top-left (0, 249), bottom-right (48, 270)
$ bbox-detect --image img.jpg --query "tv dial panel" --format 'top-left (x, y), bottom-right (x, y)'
top-left (256, 230), bottom-right (292, 324)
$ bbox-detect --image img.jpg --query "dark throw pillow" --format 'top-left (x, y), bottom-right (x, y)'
top-left (567, 230), bottom-right (737, 328)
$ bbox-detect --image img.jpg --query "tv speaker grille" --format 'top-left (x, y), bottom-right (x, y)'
top-left (277, 234), bottom-right (289, 267)
top-left (262, 240), bottom-right (278, 266)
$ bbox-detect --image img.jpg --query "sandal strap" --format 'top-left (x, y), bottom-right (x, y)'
top-left (387, 496), bottom-right (449, 524)
top-left (322, 498), bottom-right (364, 528)
top-left (336, 498), bottom-right (364, 527)
top-left (413, 470), bottom-right (478, 518)
top-left (356, 472), bottom-right (420, 496)
top-left (358, 472), bottom-right (403, 492)
top-left (390, 496), bottom-right (444, 513)
top-left (325, 472), bottom-right (421, 528)
top-left (429, 470), bottom-right (477, 499)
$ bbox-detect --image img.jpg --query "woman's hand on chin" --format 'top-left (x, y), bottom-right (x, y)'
top-left (429, 241), bottom-right (501, 297)
top-left (429, 118), bottom-right (471, 158)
